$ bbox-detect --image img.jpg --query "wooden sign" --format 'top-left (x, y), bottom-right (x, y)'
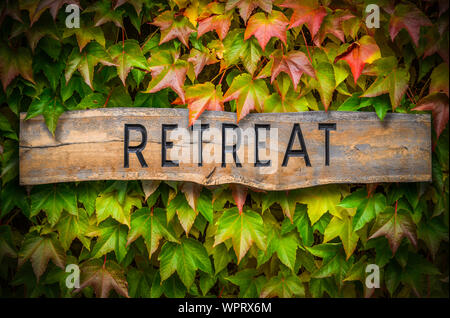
top-left (19, 108), bottom-right (432, 190)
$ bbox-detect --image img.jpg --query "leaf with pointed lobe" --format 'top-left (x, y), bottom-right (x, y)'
top-left (152, 10), bottom-right (195, 48)
top-left (429, 63), bottom-right (449, 97)
top-left (226, 269), bottom-right (266, 298)
top-left (126, 207), bottom-right (179, 259)
top-left (244, 10), bottom-right (288, 51)
top-left (369, 207), bottom-right (417, 255)
top-left (214, 207), bottom-right (266, 264)
top-left (314, 9), bottom-right (354, 46)
top-left (18, 232), bottom-right (65, 282)
top-left (225, 0), bottom-right (272, 23)
top-left (323, 214), bottom-right (359, 260)
top-left (389, 3), bottom-right (432, 47)
top-left (187, 48), bottom-right (218, 78)
top-left (184, 82), bottom-right (224, 126)
top-left (0, 45), bottom-right (34, 91)
top-left (63, 24), bottom-right (105, 52)
top-left (334, 35), bottom-right (381, 84)
top-left (197, 3), bottom-right (232, 40)
top-left (108, 39), bottom-right (149, 86)
top-left (412, 93), bottom-right (449, 140)
top-left (270, 49), bottom-right (315, 91)
top-left (145, 49), bottom-right (188, 103)
top-left (223, 73), bottom-right (269, 122)
top-left (75, 259), bottom-right (129, 298)
top-left (280, 0), bottom-right (327, 39)
top-left (260, 272), bottom-right (304, 298)
top-left (29, 183), bottom-right (77, 226)
top-left (159, 237), bottom-right (212, 288)
top-left (65, 42), bottom-right (115, 89)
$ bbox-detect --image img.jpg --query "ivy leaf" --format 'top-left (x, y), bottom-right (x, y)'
top-left (63, 24), bottom-right (106, 52)
top-left (75, 259), bottom-right (129, 298)
top-left (413, 93), bottom-right (449, 140)
top-left (0, 45), bottom-right (35, 91)
top-left (264, 91), bottom-right (309, 113)
top-left (339, 188), bottom-right (386, 231)
top-left (244, 10), bottom-right (288, 51)
top-left (89, 220), bottom-right (128, 264)
top-left (0, 181), bottom-right (29, 219)
top-left (187, 48), bottom-right (218, 79)
top-left (85, 0), bottom-right (124, 28)
top-left (314, 9), bottom-right (354, 46)
top-left (226, 269), bottom-right (266, 298)
top-left (214, 207), bottom-right (266, 264)
top-left (298, 185), bottom-right (343, 225)
top-left (225, 0), bottom-right (272, 23)
top-left (389, 3), bottom-right (432, 47)
top-left (260, 272), bottom-right (305, 298)
top-left (362, 67), bottom-right (410, 110)
top-left (334, 35), bottom-right (381, 84)
top-left (231, 184), bottom-right (248, 214)
top-left (223, 73), bottom-right (269, 122)
top-left (185, 83), bottom-right (224, 126)
top-left (261, 190), bottom-right (299, 221)
top-left (18, 232), bottom-right (65, 282)
top-left (65, 42), bottom-right (115, 89)
top-left (95, 187), bottom-right (142, 228)
top-left (198, 16), bottom-right (231, 42)
top-left (55, 209), bottom-right (90, 251)
top-left (77, 182), bottom-right (100, 216)
top-left (167, 193), bottom-right (198, 234)
top-left (109, 39), bottom-right (149, 86)
top-left (35, 0), bottom-right (80, 22)
top-left (30, 183), bottom-right (77, 226)
top-left (0, 225), bottom-right (17, 262)
top-left (152, 11), bottom-right (195, 48)
top-left (280, 0), bottom-right (327, 39)
top-left (25, 89), bottom-right (65, 135)
top-left (271, 49), bottom-right (315, 91)
top-left (126, 207), bottom-right (179, 258)
top-left (145, 50), bottom-right (188, 103)
top-left (369, 207), bottom-right (418, 255)
top-left (223, 29), bottom-right (262, 75)
top-left (159, 238), bottom-right (212, 288)
top-left (323, 214), bottom-right (359, 260)
top-left (417, 217), bottom-right (449, 260)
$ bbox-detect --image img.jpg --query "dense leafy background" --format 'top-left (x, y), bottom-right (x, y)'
top-left (0, 0), bottom-right (448, 298)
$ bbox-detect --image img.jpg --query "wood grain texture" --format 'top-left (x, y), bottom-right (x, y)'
top-left (19, 108), bottom-right (432, 190)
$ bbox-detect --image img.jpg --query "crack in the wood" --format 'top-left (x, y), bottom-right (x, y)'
top-left (20, 139), bottom-right (123, 149)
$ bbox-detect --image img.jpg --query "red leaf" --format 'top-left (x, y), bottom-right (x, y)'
top-left (271, 50), bottom-right (315, 91)
top-left (313, 10), bottom-right (354, 46)
top-left (152, 11), bottom-right (195, 48)
top-left (280, 0), bottom-right (327, 39)
top-left (198, 14), bottom-right (232, 41)
top-left (231, 184), bottom-right (247, 214)
top-left (185, 83), bottom-right (224, 126)
top-left (389, 4), bottom-right (432, 47)
top-left (412, 93), bottom-right (449, 140)
top-left (334, 35), bottom-right (381, 84)
top-left (244, 10), bottom-right (289, 51)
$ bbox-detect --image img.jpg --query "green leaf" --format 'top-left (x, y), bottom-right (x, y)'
top-left (214, 208), bottom-right (267, 264)
top-left (298, 185), bottom-right (343, 225)
top-left (30, 184), bottom-right (77, 226)
top-left (159, 237), bottom-right (212, 288)
top-left (126, 207), bottom-right (179, 258)
top-left (339, 188), bottom-right (386, 231)
top-left (260, 272), bottom-right (305, 298)
top-left (95, 187), bottom-right (142, 228)
top-left (91, 218), bottom-right (129, 263)
top-left (55, 209), bottom-right (90, 251)
top-left (226, 269), bottom-right (266, 298)
top-left (18, 232), bottom-right (65, 282)
top-left (25, 89), bottom-right (65, 135)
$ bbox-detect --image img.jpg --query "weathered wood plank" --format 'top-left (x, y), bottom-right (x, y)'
top-left (19, 108), bottom-right (432, 190)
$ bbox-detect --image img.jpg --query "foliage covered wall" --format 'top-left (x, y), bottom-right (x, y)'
top-left (0, 0), bottom-right (448, 298)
